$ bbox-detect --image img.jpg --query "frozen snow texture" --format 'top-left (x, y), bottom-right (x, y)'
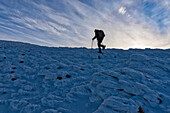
top-left (0, 40), bottom-right (169, 113)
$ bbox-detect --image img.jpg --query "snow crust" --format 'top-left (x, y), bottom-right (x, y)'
top-left (0, 40), bottom-right (169, 113)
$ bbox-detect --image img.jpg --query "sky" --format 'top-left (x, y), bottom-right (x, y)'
top-left (0, 0), bottom-right (170, 49)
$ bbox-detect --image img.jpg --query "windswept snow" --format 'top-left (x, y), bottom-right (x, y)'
top-left (0, 40), bottom-right (169, 113)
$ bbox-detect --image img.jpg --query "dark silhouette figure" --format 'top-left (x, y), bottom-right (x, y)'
top-left (92, 29), bottom-right (106, 53)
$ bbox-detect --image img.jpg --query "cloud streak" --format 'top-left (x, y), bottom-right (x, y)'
top-left (0, 0), bottom-right (169, 49)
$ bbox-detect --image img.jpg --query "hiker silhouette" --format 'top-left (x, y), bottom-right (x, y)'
top-left (92, 29), bottom-right (106, 53)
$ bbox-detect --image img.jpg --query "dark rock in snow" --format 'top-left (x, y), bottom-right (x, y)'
top-left (80, 68), bottom-right (84, 71)
top-left (126, 92), bottom-right (136, 96)
top-left (157, 98), bottom-right (162, 104)
top-left (57, 76), bottom-right (62, 80)
top-left (98, 56), bottom-right (101, 59)
top-left (121, 72), bottom-right (125, 74)
top-left (11, 78), bottom-right (17, 81)
top-left (10, 71), bottom-right (14, 73)
top-left (20, 61), bottom-right (24, 63)
top-left (117, 89), bottom-right (124, 91)
top-left (12, 67), bottom-right (16, 69)
top-left (138, 106), bottom-right (144, 113)
top-left (39, 75), bottom-right (45, 77)
top-left (57, 66), bottom-right (63, 69)
top-left (66, 75), bottom-right (71, 78)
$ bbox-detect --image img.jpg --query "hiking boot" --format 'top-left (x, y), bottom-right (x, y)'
top-left (102, 45), bottom-right (106, 50)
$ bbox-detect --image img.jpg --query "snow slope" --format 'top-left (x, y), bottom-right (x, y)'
top-left (0, 40), bottom-right (169, 113)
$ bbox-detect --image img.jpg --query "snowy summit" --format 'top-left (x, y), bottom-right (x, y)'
top-left (0, 40), bottom-right (169, 113)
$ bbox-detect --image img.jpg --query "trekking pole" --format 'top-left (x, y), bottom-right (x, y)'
top-left (91, 40), bottom-right (94, 59)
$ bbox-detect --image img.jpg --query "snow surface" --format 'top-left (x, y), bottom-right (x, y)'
top-left (0, 40), bottom-right (169, 113)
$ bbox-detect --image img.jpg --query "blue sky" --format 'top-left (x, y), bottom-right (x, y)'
top-left (0, 0), bottom-right (170, 49)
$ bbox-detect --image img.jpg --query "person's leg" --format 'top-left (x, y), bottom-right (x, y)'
top-left (101, 44), bottom-right (106, 50)
top-left (98, 42), bottom-right (102, 53)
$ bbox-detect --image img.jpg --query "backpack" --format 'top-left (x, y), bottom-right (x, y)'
top-left (97, 30), bottom-right (105, 42)
top-left (98, 30), bottom-right (105, 38)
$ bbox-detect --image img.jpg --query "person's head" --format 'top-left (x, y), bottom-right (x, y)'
top-left (94, 29), bottom-right (99, 33)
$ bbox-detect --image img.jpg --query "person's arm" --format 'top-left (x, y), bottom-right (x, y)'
top-left (92, 36), bottom-right (97, 40)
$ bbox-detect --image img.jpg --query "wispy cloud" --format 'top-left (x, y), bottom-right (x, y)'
top-left (0, 0), bottom-right (169, 49)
